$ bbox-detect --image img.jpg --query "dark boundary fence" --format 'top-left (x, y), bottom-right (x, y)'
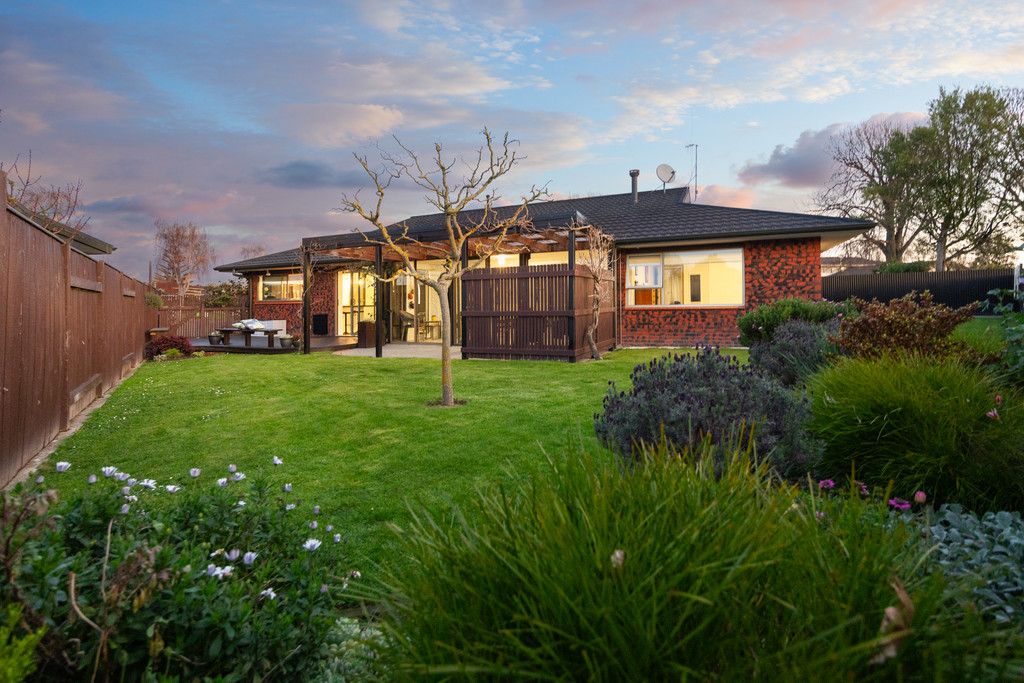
top-left (1, 202), bottom-right (158, 488)
top-left (822, 268), bottom-right (1017, 311)
top-left (462, 264), bottom-right (615, 361)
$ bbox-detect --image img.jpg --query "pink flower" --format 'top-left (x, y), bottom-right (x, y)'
top-left (996, 394), bottom-right (1002, 405)
top-left (888, 498), bottom-right (911, 510)
top-left (818, 479), bottom-right (835, 489)
top-left (987, 408), bottom-right (1000, 420)
top-left (914, 491), bottom-right (927, 504)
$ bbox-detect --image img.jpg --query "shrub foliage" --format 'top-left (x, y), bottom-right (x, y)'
top-left (808, 354), bottom-right (1024, 512)
top-left (834, 291), bottom-right (976, 360)
top-left (749, 318), bottom-right (839, 387)
top-left (594, 347), bottom-right (819, 476)
top-left (143, 334), bottom-right (194, 360)
top-left (737, 296), bottom-right (854, 346)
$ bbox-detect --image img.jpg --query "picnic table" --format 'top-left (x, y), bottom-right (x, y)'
top-left (217, 327), bottom-right (278, 348)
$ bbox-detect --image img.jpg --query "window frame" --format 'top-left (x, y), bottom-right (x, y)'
top-left (259, 273), bottom-right (304, 302)
top-left (625, 247), bottom-right (745, 308)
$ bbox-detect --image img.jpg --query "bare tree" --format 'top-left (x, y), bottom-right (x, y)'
top-left (337, 129), bottom-right (547, 407)
top-left (240, 244), bottom-right (267, 260)
top-left (3, 152), bottom-right (91, 239)
top-left (153, 219), bottom-right (216, 297)
top-left (815, 118), bottom-right (924, 263)
top-left (572, 223), bottom-right (615, 360)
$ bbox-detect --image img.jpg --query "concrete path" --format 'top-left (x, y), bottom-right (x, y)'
top-left (334, 342), bottom-right (459, 358)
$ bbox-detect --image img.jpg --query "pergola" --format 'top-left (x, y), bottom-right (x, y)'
top-left (297, 212), bottom-right (593, 357)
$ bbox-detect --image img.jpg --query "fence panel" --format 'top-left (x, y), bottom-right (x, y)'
top-left (462, 264), bottom-right (615, 361)
top-left (157, 296), bottom-right (244, 338)
top-left (1, 203), bottom-right (157, 488)
top-left (822, 269), bottom-right (1015, 310)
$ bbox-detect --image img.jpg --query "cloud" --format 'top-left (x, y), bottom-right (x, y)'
top-left (256, 161), bottom-right (369, 189)
top-left (737, 124), bottom-right (844, 189)
top-left (276, 103), bottom-right (406, 149)
top-left (697, 185), bottom-right (757, 208)
top-left (87, 185), bottom-right (246, 221)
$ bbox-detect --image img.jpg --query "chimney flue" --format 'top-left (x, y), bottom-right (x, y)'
top-left (629, 169), bottom-right (640, 203)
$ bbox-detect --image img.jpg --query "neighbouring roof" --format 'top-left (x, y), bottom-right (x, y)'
top-left (6, 202), bottom-right (116, 255)
top-left (302, 187), bottom-right (874, 253)
top-left (215, 247), bottom-right (354, 273)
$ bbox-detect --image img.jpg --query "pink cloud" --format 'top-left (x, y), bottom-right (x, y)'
top-left (698, 185), bottom-right (757, 208)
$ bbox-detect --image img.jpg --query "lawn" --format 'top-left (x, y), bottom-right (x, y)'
top-left (46, 347), bottom-right (739, 573)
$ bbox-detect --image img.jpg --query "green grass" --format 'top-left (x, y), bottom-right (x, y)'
top-left (953, 316), bottom-right (1006, 355)
top-left (47, 347), bottom-right (746, 573)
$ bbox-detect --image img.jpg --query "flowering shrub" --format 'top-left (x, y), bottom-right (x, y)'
top-left (594, 346), bottom-right (820, 476)
top-left (0, 461), bottom-right (355, 681)
top-left (808, 354), bottom-right (1024, 512)
top-left (737, 297), bottom-right (855, 346)
top-left (749, 318), bottom-right (840, 387)
top-left (143, 335), bottom-right (194, 360)
top-left (833, 291), bottom-right (977, 361)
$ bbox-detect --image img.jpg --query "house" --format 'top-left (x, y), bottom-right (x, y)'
top-left (215, 180), bottom-right (873, 357)
top-left (821, 256), bottom-right (882, 276)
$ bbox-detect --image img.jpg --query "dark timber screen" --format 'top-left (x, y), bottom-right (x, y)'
top-left (462, 264), bottom-right (615, 361)
top-left (822, 268), bottom-right (1017, 311)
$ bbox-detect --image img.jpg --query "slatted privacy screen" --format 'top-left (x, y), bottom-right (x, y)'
top-left (822, 268), bottom-right (1017, 311)
top-left (462, 264), bottom-right (615, 361)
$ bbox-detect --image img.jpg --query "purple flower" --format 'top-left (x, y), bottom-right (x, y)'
top-left (102, 466), bottom-right (118, 478)
top-left (309, 521), bottom-right (318, 530)
top-left (126, 478), bottom-right (138, 487)
top-left (120, 504), bottom-right (130, 514)
top-left (243, 551), bottom-right (258, 565)
top-left (217, 478), bottom-right (228, 487)
top-left (139, 479), bottom-right (157, 489)
top-left (165, 485), bottom-right (181, 493)
top-left (320, 584), bottom-right (329, 594)
top-left (121, 486), bottom-right (132, 495)
top-left (313, 505), bottom-right (320, 515)
top-left (87, 474), bottom-right (97, 484)
top-left (273, 456), bottom-right (283, 465)
top-left (35, 476), bottom-right (44, 484)
top-left (286, 503), bottom-right (296, 511)
top-left (260, 588), bottom-right (276, 600)
top-left (283, 483), bottom-right (292, 493)
top-left (326, 525), bottom-right (333, 532)
top-left (190, 468), bottom-right (201, 478)
top-left (228, 464), bottom-right (237, 473)
top-left (303, 538), bottom-right (322, 552)
top-left (226, 549), bottom-right (240, 562)
top-left (115, 472), bottom-right (130, 481)
top-left (55, 461), bottom-right (71, 472)
top-left (818, 479), bottom-right (835, 490)
top-left (815, 511), bottom-right (825, 521)
top-left (231, 472), bottom-right (245, 481)
top-left (888, 498), bottom-right (911, 510)
top-left (334, 533), bottom-right (341, 543)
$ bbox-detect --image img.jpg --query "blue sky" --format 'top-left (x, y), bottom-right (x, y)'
top-left (2, 0), bottom-right (1022, 281)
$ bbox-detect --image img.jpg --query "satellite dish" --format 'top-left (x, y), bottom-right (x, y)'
top-left (656, 164), bottom-right (676, 184)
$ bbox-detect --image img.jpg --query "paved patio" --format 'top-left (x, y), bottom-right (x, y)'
top-left (335, 342), bottom-right (458, 358)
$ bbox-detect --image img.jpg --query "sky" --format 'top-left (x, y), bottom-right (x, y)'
top-left (2, 0), bottom-right (1022, 282)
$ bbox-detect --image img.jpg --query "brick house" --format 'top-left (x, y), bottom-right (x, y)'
top-left (215, 184), bottom-right (872, 356)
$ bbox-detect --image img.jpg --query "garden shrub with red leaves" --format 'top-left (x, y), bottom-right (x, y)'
top-left (833, 291), bottom-right (977, 360)
top-left (144, 335), bottom-right (194, 360)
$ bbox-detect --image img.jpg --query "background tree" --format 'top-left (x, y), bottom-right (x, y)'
top-left (240, 244), bottom-right (267, 260)
top-left (153, 219), bottom-right (216, 298)
top-left (3, 152), bottom-right (91, 238)
top-left (815, 117), bottom-right (923, 263)
top-left (337, 129), bottom-right (546, 407)
top-left (572, 223), bottom-right (615, 360)
top-left (907, 86), bottom-right (1019, 271)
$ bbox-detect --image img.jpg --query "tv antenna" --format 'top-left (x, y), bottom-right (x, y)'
top-left (685, 144), bottom-right (698, 202)
top-left (656, 164), bottom-right (676, 193)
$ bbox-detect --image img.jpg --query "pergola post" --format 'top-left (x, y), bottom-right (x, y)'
top-left (567, 232), bottom-right (576, 362)
top-left (375, 244), bottom-right (383, 358)
top-left (301, 248), bottom-right (311, 355)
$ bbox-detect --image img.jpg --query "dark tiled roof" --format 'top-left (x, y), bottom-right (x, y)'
top-left (301, 187), bottom-right (873, 251)
top-left (215, 248), bottom-right (353, 273)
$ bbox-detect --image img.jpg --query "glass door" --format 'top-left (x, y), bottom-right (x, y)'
top-left (338, 270), bottom-right (376, 335)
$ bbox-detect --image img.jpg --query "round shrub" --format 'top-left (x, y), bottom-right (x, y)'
top-left (737, 296), bottom-right (855, 346)
top-left (749, 318), bottom-right (839, 387)
top-left (594, 346), bottom-right (820, 477)
top-left (144, 335), bottom-right (194, 360)
top-left (808, 354), bottom-right (1024, 512)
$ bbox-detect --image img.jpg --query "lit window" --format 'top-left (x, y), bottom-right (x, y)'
top-left (626, 249), bottom-right (743, 307)
top-left (260, 274), bottom-right (303, 301)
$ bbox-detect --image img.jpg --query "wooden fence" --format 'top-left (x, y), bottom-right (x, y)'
top-left (822, 268), bottom-right (1018, 311)
top-left (462, 264), bottom-right (615, 361)
top-left (157, 294), bottom-right (245, 338)
top-left (1, 205), bottom-right (158, 487)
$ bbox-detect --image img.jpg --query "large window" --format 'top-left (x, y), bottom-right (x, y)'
top-left (626, 248), bottom-right (744, 307)
top-left (260, 274), bottom-right (303, 301)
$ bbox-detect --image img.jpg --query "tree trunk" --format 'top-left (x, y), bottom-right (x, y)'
top-left (433, 280), bottom-right (455, 407)
top-left (586, 281), bottom-right (602, 360)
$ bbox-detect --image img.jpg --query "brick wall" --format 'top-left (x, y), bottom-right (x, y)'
top-left (618, 238), bottom-right (821, 347)
top-left (251, 271), bottom-right (337, 336)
